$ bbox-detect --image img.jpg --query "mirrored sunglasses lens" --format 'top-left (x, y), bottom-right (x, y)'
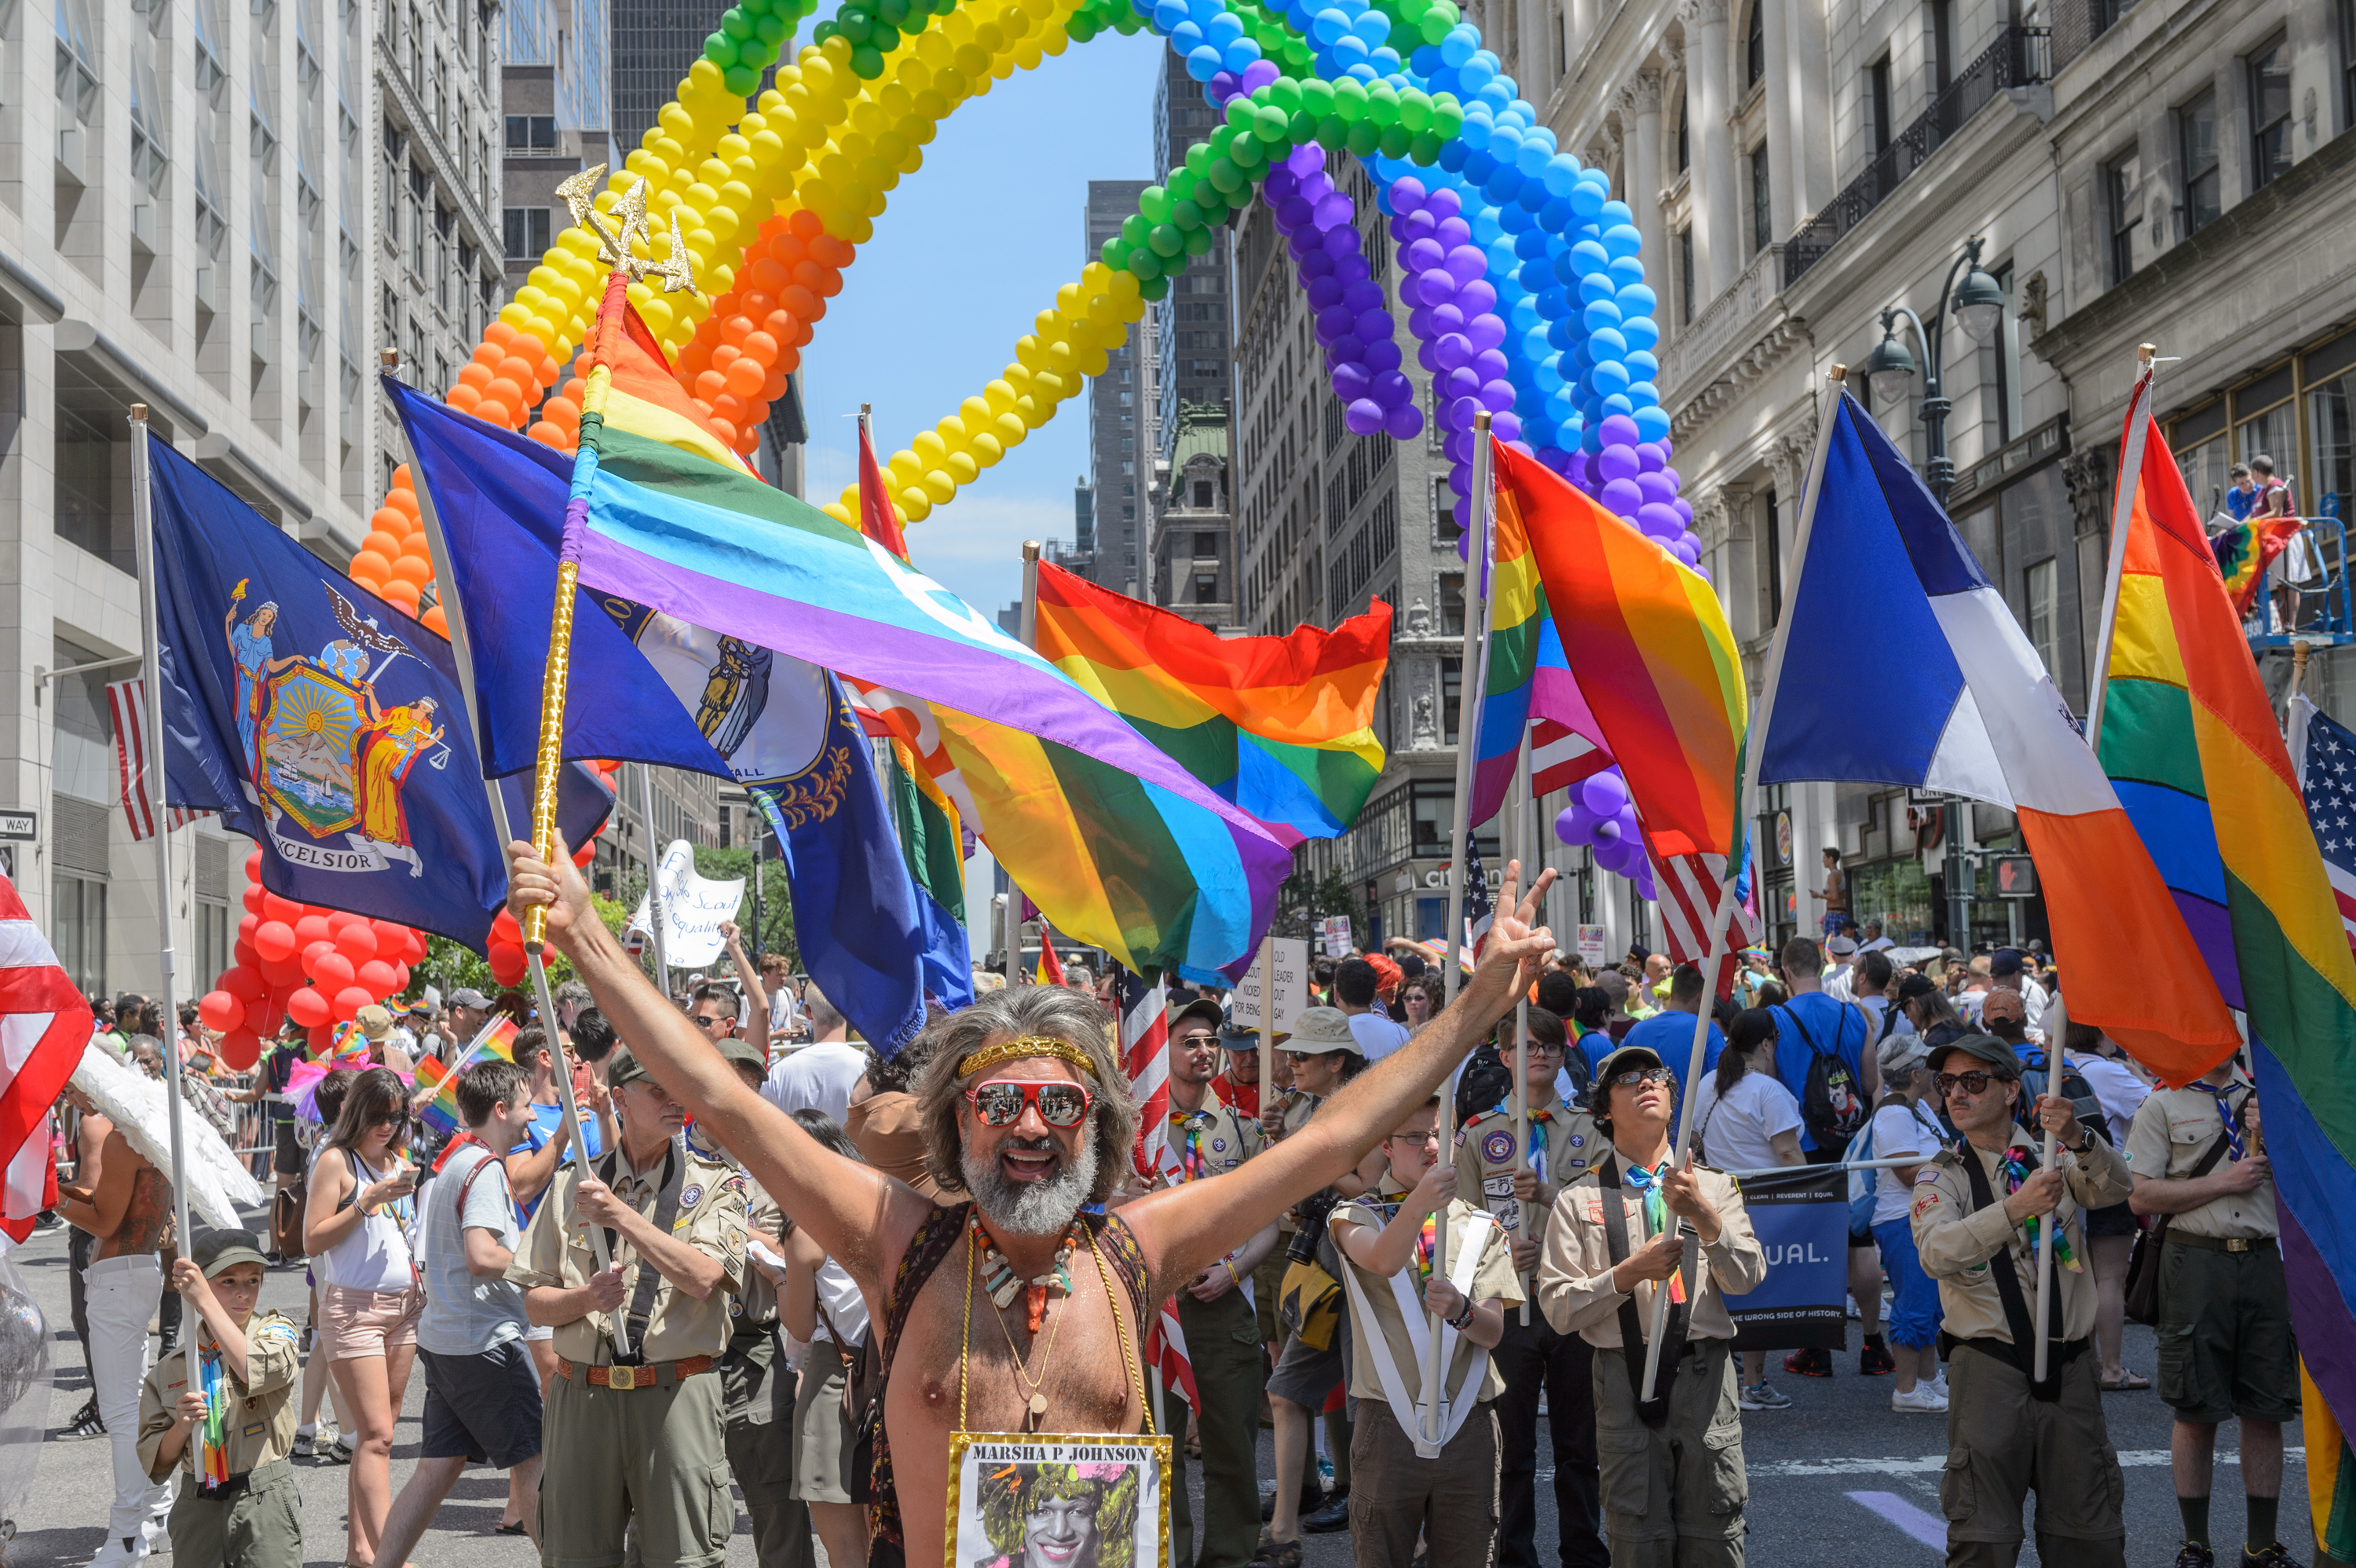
top-left (975, 1084), bottom-right (1026, 1125)
top-left (1036, 1087), bottom-right (1088, 1126)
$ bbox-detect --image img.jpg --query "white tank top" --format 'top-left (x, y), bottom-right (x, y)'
top-left (312, 1146), bottom-right (417, 1294)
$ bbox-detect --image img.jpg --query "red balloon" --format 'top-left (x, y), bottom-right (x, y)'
top-left (332, 985), bottom-right (373, 1022)
top-left (327, 911), bottom-right (363, 934)
top-left (244, 848), bottom-right (265, 881)
top-left (313, 952), bottom-right (357, 991)
top-left (392, 963), bottom-right (412, 992)
top-left (488, 945), bottom-right (527, 988)
top-left (221, 964), bottom-right (268, 1003)
top-left (219, 1029), bottom-right (262, 1072)
top-left (370, 922), bottom-right (408, 960)
top-left (337, 925), bottom-right (379, 963)
top-left (248, 999), bottom-right (284, 1039)
top-left (254, 922), bottom-right (297, 963)
top-left (573, 842), bottom-right (597, 867)
top-left (233, 938), bottom-right (259, 970)
top-left (237, 912), bottom-right (260, 946)
top-left (301, 940), bottom-right (336, 978)
top-left (262, 893), bottom-right (304, 926)
top-left (294, 914), bottom-right (333, 948)
top-left (286, 987), bottom-right (331, 1028)
top-left (260, 953), bottom-right (305, 988)
top-left (490, 908), bottom-right (523, 945)
top-left (241, 883), bottom-right (265, 915)
top-left (197, 991), bottom-right (244, 1031)
top-left (357, 959), bottom-right (398, 996)
top-left (307, 1022), bottom-right (334, 1053)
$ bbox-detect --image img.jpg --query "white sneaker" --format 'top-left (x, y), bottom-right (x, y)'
top-left (1891, 1384), bottom-right (1949, 1414)
top-left (1929, 1371), bottom-right (1949, 1399)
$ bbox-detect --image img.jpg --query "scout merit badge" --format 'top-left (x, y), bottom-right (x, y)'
top-left (946, 1212), bottom-right (1173, 1568)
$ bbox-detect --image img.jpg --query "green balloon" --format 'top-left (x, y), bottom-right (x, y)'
top-left (1206, 156), bottom-right (1244, 192)
top-left (1299, 78), bottom-right (1336, 116)
top-left (1147, 222), bottom-right (1183, 258)
top-left (1253, 104), bottom-right (1290, 142)
top-left (1181, 225), bottom-right (1213, 258)
top-left (1407, 129), bottom-right (1443, 165)
top-left (755, 14), bottom-right (788, 42)
top-left (1121, 214), bottom-right (1149, 246)
top-left (850, 42), bottom-right (885, 75)
top-left (1173, 198), bottom-right (1205, 230)
top-left (1344, 119), bottom-right (1381, 156)
top-left (1398, 90), bottom-right (1431, 133)
top-left (1129, 248), bottom-right (1162, 280)
top-left (1184, 143), bottom-right (1212, 178)
top-left (1332, 78), bottom-right (1370, 122)
top-left (1314, 115), bottom-right (1347, 150)
top-left (704, 32), bottom-right (739, 64)
top-left (725, 62), bottom-right (762, 93)
top-left (1140, 186), bottom-right (1172, 224)
top-left (1225, 98), bottom-right (1258, 132)
top-left (1229, 131), bottom-right (1266, 167)
top-left (1431, 98), bottom-right (1464, 138)
top-left (721, 9), bottom-right (755, 40)
top-left (1267, 77), bottom-right (1302, 115)
top-left (869, 22), bottom-right (900, 51)
top-left (1377, 122), bottom-right (1412, 158)
top-left (1101, 236), bottom-right (1131, 269)
top-left (1140, 276), bottom-right (1170, 302)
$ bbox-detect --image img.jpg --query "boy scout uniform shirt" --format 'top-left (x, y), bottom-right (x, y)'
top-left (1158, 1091), bottom-right (1263, 1185)
top-left (136, 1310), bottom-right (302, 1482)
top-left (1908, 1126), bottom-right (2131, 1343)
top-left (507, 1136), bottom-right (750, 1364)
top-left (2125, 1079), bottom-right (2275, 1238)
top-left (1453, 1097), bottom-right (1598, 1243)
top-left (688, 1126), bottom-right (783, 1325)
top-left (1535, 1163), bottom-right (1767, 1347)
top-left (1330, 1183), bottom-right (1524, 1403)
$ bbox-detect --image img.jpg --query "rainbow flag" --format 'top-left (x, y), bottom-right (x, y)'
top-left (1032, 562), bottom-right (1388, 846)
top-left (2096, 372), bottom-right (2356, 1555)
top-left (2211, 516), bottom-right (2305, 616)
top-left (1465, 475), bottom-right (1544, 828)
top-left (1500, 439), bottom-right (1746, 861)
top-left (411, 1016), bottom-right (518, 1136)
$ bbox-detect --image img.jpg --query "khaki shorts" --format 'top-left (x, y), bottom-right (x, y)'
top-left (792, 1338), bottom-right (862, 1505)
top-left (2156, 1238), bottom-right (2301, 1425)
top-left (319, 1282), bottom-right (423, 1362)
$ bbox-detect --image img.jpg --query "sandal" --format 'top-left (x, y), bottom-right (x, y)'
top-left (1251, 1535), bottom-right (1303, 1568)
top-left (2100, 1369), bottom-right (2150, 1391)
top-left (494, 1522), bottom-right (530, 1537)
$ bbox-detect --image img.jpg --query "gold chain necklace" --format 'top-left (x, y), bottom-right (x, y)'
top-left (955, 1213), bottom-right (1157, 1438)
top-left (988, 1253), bottom-right (1071, 1427)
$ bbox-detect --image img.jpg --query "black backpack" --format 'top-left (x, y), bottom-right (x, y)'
top-left (1777, 1001), bottom-right (1869, 1150)
top-left (1454, 1051), bottom-right (1513, 1125)
top-left (2018, 1047), bottom-right (2113, 1146)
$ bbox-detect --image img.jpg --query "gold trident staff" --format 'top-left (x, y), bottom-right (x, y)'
top-left (520, 171), bottom-right (699, 954)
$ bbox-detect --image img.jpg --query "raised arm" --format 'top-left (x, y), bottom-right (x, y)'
top-left (1123, 862), bottom-right (1555, 1291)
top-left (506, 835), bottom-right (928, 1292)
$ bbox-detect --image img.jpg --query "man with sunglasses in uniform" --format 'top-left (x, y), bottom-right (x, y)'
top-left (1909, 1034), bottom-right (2132, 1568)
top-left (1538, 1043), bottom-right (1766, 1568)
top-left (1151, 996), bottom-right (1281, 1568)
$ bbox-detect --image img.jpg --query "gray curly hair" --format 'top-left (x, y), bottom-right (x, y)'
top-left (915, 985), bottom-right (1137, 1204)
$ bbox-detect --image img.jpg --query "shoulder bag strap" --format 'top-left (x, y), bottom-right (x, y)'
top-left (1777, 1003), bottom-right (1827, 1059)
top-left (1596, 1155), bottom-right (1689, 1428)
top-left (613, 1135), bottom-right (689, 1361)
top-left (1955, 1143), bottom-right (2062, 1401)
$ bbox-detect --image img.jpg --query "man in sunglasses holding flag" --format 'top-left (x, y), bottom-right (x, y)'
top-left (1908, 1034), bottom-right (2133, 1568)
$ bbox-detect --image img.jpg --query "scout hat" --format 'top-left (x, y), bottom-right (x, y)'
top-left (1924, 1033), bottom-right (2020, 1077)
top-left (1589, 1042), bottom-right (1670, 1087)
top-left (192, 1226), bottom-right (269, 1279)
top-left (356, 1004), bottom-right (393, 1040)
top-left (605, 1047), bottom-right (654, 1088)
top-left (1284, 1007), bottom-right (1363, 1055)
top-left (1166, 996), bottom-right (1224, 1035)
top-left (713, 1036), bottom-right (767, 1076)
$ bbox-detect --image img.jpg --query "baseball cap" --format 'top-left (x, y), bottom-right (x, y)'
top-left (1925, 1033), bottom-right (2021, 1077)
top-left (1166, 996), bottom-right (1224, 1036)
top-left (192, 1226), bottom-right (269, 1279)
top-left (605, 1047), bottom-right (654, 1088)
top-left (713, 1036), bottom-right (767, 1076)
top-left (1590, 1042), bottom-right (1670, 1086)
top-left (1989, 948), bottom-right (2025, 979)
top-left (1283, 1007), bottom-right (1363, 1055)
top-left (1216, 1017), bottom-right (1269, 1050)
top-left (1877, 1033), bottom-right (1928, 1077)
top-left (1896, 973), bottom-right (1940, 1003)
top-left (356, 1004), bottom-right (393, 1040)
top-left (448, 988), bottom-right (493, 1011)
top-left (1826, 934), bottom-right (1859, 957)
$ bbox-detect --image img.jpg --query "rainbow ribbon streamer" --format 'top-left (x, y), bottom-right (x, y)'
top-left (197, 1348), bottom-right (229, 1488)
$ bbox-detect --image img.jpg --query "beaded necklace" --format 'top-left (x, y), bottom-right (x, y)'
top-left (968, 1212), bottom-right (1079, 1334)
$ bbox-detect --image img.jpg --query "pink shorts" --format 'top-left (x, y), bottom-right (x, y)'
top-left (319, 1281), bottom-right (423, 1361)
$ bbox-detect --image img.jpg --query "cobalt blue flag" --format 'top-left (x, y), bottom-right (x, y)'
top-left (1725, 1164), bottom-right (1849, 1352)
top-left (387, 377), bottom-right (932, 1053)
top-left (146, 436), bottom-right (612, 948)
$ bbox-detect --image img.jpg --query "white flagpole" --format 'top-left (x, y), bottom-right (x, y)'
top-left (126, 406), bottom-right (194, 1261)
top-left (1513, 726), bottom-right (1532, 1326)
top-left (1637, 364), bottom-right (1849, 1403)
top-left (400, 367), bottom-right (625, 1350)
top-left (1004, 540), bottom-right (1043, 984)
top-left (1434, 409), bottom-right (1498, 1444)
top-left (638, 762), bottom-right (671, 990)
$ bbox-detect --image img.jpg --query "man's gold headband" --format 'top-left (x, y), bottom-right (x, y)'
top-left (956, 1036), bottom-right (1100, 1081)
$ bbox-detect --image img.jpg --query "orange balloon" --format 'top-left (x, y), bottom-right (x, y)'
top-left (724, 356), bottom-right (766, 399)
top-left (528, 420), bottom-right (569, 448)
top-left (484, 378), bottom-right (525, 411)
top-left (748, 258), bottom-right (789, 294)
top-left (485, 321), bottom-right (517, 347)
top-left (352, 549), bottom-right (393, 581)
top-left (382, 578), bottom-right (423, 609)
top-left (421, 605), bottom-right (449, 636)
top-left (788, 208), bottom-right (824, 240)
top-left (694, 370), bottom-right (729, 404)
top-left (370, 507), bottom-right (408, 535)
top-left (496, 356), bottom-right (536, 390)
top-left (391, 555), bottom-right (434, 587)
top-left (562, 377), bottom-right (586, 404)
top-left (743, 330), bottom-right (779, 364)
top-left (785, 317), bottom-right (814, 348)
top-left (474, 341), bottom-right (506, 367)
top-left (810, 234), bottom-right (854, 268)
top-left (361, 529), bottom-right (401, 558)
top-left (712, 393), bottom-right (750, 426)
top-left (732, 423), bottom-right (763, 456)
top-left (781, 285), bottom-right (821, 320)
top-left (774, 345), bottom-right (801, 376)
top-left (739, 291), bottom-right (776, 320)
top-left (475, 400), bottom-right (512, 428)
top-left (705, 415), bottom-right (739, 445)
top-left (544, 397), bottom-right (581, 429)
top-left (457, 362), bottom-right (493, 390)
top-left (388, 488), bottom-right (420, 521)
top-left (447, 385), bottom-right (484, 415)
top-left (678, 341), bottom-right (713, 375)
top-left (399, 534), bottom-right (434, 561)
top-left (719, 316), bottom-right (751, 349)
top-left (763, 364), bottom-right (791, 399)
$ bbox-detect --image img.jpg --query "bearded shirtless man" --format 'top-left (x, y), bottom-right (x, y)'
top-left (504, 835), bottom-right (1555, 1568)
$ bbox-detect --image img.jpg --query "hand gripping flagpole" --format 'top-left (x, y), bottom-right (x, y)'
top-left (126, 405), bottom-right (195, 1263)
top-left (1637, 366), bottom-right (1847, 1405)
top-left (1434, 410), bottom-right (1498, 1445)
top-left (396, 349), bottom-right (624, 1353)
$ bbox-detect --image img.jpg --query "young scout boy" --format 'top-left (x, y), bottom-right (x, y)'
top-left (1329, 1092), bottom-right (1521, 1568)
top-left (136, 1228), bottom-right (303, 1568)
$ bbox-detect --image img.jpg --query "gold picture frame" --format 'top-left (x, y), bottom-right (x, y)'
top-left (944, 1430), bottom-right (1174, 1568)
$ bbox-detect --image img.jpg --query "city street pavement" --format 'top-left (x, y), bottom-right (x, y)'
top-left (0, 1216), bottom-right (2291, 1567)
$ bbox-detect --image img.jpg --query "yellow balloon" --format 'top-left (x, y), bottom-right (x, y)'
top-left (822, 500), bottom-right (855, 525)
top-left (994, 413), bottom-right (1027, 445)
top-left (922, 470), bottom-right (957, 504)
top-left (1078, 345), bottom-right (1110, 378)
top-left (959, 396), bottom-right (993, 429)
top-left (970, 433), bottom-right (1005, 467)
top-left (912, 430), bottom-right (949, 466)
top-left (1014, 394), bottom-right (1044, 424)
top-left (898, 486), bottom-right (932, 522)
top-left (946, 452), bottom-right (980, 485)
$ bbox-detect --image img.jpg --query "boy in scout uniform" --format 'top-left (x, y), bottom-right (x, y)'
top-left (698, 1033), bottom-right (812, 1568)
top-left (2126, 1053), bottom-right (2297, 1568)
top-left (137, 1228), bottom-right (302, 1568)
top-left (1455, 1007), bottom-right (1608, 1568)
top-left (1154, 996), bottom-right (1282, 1568)
top-left (1910, 1034), bottom-right (2133, 1568)
top-left (510, 1047), bottom-right (751, 1568)
top-left (1330, 1091), bottom-right (1523, 1568)
top-left (1537, 1043), bottom-right (1767, 1568)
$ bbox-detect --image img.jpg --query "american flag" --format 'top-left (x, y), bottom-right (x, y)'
top-left (2292, 694), bottom-right (2356, 957)
top-left (104, 678), bottom-right (210, 841)
top-left (1464, 837), bottom-right (1494, 959)
top-left (1650, 847), bottom-right (1760, 996)
top-left (1116, 967), bottom-right (1196, 1409)
top-left (0, 867), bottom-right (92, 1251)
top-left (1530, 715), bottom-right (1608, 797)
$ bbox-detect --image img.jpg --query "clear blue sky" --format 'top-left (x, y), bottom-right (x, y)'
top-left (796, 24), bottom-right (1168, 623)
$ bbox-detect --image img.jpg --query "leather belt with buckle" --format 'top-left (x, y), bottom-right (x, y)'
top-left (2168, 1232), bottom-right (2275, 1255)
top-left (559, 1354), bottom-right (717, 1390)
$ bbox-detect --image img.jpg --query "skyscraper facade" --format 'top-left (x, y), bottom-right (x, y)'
top-left (1085, 178), bottom-right (1150, 594)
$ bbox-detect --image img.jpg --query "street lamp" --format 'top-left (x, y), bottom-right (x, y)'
top-left (1860, 237), bottom-right (2005, 509)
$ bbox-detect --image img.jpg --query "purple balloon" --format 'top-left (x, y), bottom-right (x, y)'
top-left (1344, 280), bottom-right (1385, 313)
top-left (1440, 366), bottom-right (1478, 400)
top-left (1334, 253), bottom-right (1370, 283)
top-left (1330, 332), bottom-right (1366, 364)
top-left (1477, 379), bottom-right (1516, 414)
top-left (1416, 267), bottom-right (1455, 303)
top-left (1265, 169), bottom-right (1300, 203)
top-left (1307, 276), bottom-right (1345, 309)
top-left (1314, 193), bottom-right (1353, 229)
top-left (1443, 429), bottom-right (1472, 464)
top-left (1429, 303), bottom-right (1467, 337)
top-left (1472, 349), bottom-right (1509, 382)
top-left (1596, 444), bottom-right (1640, 483)
top-left (1242, 58), bottom-right (1280, 90)
top-left (1581, 771), bottom-right (1627, 816)
top-left (1283, 140), bottom-right (1321, 175)
top-left (1600, 477), bottom-right (1644, 516)
top-left (1355, 309), bottom-right (1394, 342)
top-left (1299, 174), bottom-right (1335, 203)
top-left (1660, 464), bottom-right (1681, 493)
top-left (1445, 245), bottom-right (1489, 285)
top-left (1670, 539), bottom-right (1699, 567)
top-left (1637, 502), bottom-right (1682, 537)
top-left (1636, 440), bottom-right (1666, 473)
top-left (1432, 211), bottom-right (1469, 243)
top-left (1316, 304), bottom-right (1355, 338)
top-left (1406, 239), bottom-right (1445, 272)
top-left (1593, 818), bottom-right (1622, 845)
top-left (1458, 280), bottom-right (1498, 317)
top-left (1427, 187), bottom-right (1462, 221)
top-left (1491, 410), bottom-right (1523, 444)
top-left (1279, 196), bottom-right (1314, 228)
top-left (1332, 361), bottom-right (1372, 400)
top-left (1599, 413), bottom-right (1641, 448)
top-left (1679, 528), bottom-right (1702, 553)
top-left (1434, 334), bottom-right (1472, 371)
top-left (1637, 470), bottom-right (1677, 506)
top-left (1467, 315), bottom-right (1507, 353)
top-left (1345, 399), bottom-right (1385, 436)
top-left (1415, 340), bottom-right (1440, 373)
top-left (1390, 177), bottom-right (1428, 212)
top-left (1674, 497), bottom-right (1694, 526)
top-left (1555, 805), bottom-right (1591, 846)
top-left (1365, 338), bottom-right (1403, 372)
top-left (1385, 402), bottom-right (1424, 440)
top-left (1447, 396), bottom-right (1482, 430)
top-left (1321, 227), bottom-right (1356, 257)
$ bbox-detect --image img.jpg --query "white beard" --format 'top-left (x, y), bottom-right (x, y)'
top-left (962, 1134), bottom-right (1099, 1237)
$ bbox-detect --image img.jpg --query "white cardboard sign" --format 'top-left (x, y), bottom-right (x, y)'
top-left (1229, 936), bottom-right (1311, 1032)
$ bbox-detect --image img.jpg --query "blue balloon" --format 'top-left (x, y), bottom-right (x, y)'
top-left (1440, 26), bottom-right (1477, 65)
top-left (1152, 0), bottom-right (1187, 27)
top-left (1602, 223), bottom-right (1644, 260)
top-left (1222, 37), bottom-right (1260, 70)
top-left (1633, 405), bottom-right (1673, 442)
top-left (1185, 43), bottom-right (1222, 79)
top-left (1169, 17), bottom-right (1204, 46)
top-left (1311, 6), bottom-right (1347, 42)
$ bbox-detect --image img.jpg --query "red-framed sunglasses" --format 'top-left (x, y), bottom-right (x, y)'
top-left (963, 1079), bottom-right (1096, 1128)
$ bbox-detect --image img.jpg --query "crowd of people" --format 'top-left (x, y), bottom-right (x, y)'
top-left (40, 854), bottom-right (2295, 1568)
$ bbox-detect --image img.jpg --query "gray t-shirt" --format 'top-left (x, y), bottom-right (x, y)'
top-left (417, 1141), bottom-right (527, 1355)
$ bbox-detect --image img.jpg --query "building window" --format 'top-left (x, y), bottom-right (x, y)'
top-left (2248, 34), bottom-right (2292, 192)
top-left (1749, 148), bottom-right (1772, 254)
top-left (1869, 57), bottom-right (1893, 152)
top-left (1762, 488), bottom-right (1783, 628)
top-left (2105, 154), bottom-right (2138, 284)
top-left (1930, 0), bottom-right (1955, 92)
top-left (1193, 482), bottom-right (1213, 508)
top-left (2179, 90), bottom-right (2219, 236)
top-left (1678, 228), bottom-right (1695, 323)
top-left (504, 206), bottom-right (551, 260)
top-left (2025, 558), bottom-right (2057, 676)
top-left (56, 0), bottom-right (99, 149)
top-left (55, 404), bottom-right (119, 567)
top-left (1192, 572), bottom-right (1217, 604)
top-left (1439, 661), bottom-right (1462, 751)
top-left (1439, 572), bottom-right (1465, 636)
top-left (1744, 1), bottom-right (1764, 90)
top-left (51, 875), bottom-right (105, 996)
top-left (196, 895), bottom-right (230, 988)
top-left (2344, 0), bottom-right (2356, 137)
top-left (1676, 92), bottom-right (1689, 172)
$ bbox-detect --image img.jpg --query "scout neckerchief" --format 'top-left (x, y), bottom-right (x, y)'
top-left (2186, 1079), bottom-right (2248, 1161)
top-left (1165, 1089), bottom-right (1234, 1184)
top-left (1597, 1152), bottom-right (1697, 1428)
top-left (594, 1132), bottom-right (687, 1364)
top-left (1956, 1134), bottom-right (2065, 1401)
top-left (1335, 1182), bottom-right (1497, 1459)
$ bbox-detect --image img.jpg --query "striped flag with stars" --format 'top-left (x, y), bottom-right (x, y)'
top-left (2290, 693), bottom-right (2356, 958)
